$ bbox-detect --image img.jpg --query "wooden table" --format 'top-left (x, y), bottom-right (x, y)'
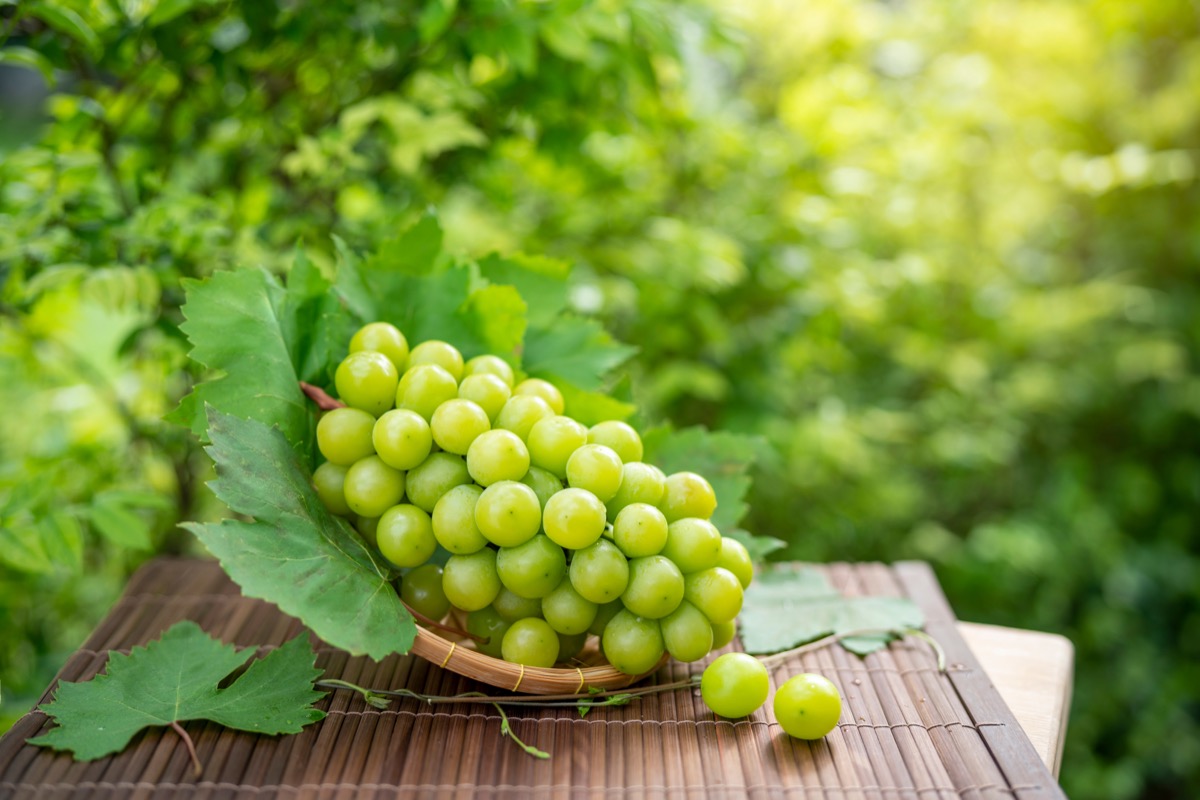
top-left (959, 622), bottom-right (1074, 777)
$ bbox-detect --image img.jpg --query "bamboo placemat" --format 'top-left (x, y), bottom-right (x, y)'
top-left (0, 558), bottom-right (1066, 799)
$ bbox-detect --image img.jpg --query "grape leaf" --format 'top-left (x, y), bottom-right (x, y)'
top-left (739, 567), bottom-right (925, 657)
top-left (523, 316), bottom-right (637, 390)
top-left (28, 621), bottom-right (326, 761)
top-left (642, 426), bottom-right (767, 532)
top-left (183, 408), bottom-right (415, 660)
top-left (724, 527), bottom-right (786, 562)
top-left (477, 252), bottom-right (571, 327)
top-left (283, 247), bottom-right (360, 386)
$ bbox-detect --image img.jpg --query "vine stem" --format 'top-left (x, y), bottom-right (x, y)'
top-left (170, 721), bottom-right (202, 776)
top-left (757, 627), bottom-right (947, 672)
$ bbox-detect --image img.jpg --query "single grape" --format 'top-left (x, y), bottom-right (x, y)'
top-left (494, 394), bottom-right (556, 441)
top-left (621, 555), bottom-right (685, 619)
top-left (565, 443), bottom-right (623, 503)
top-left (335, 350), bottom-right (399, 417)
top-left (396, 364), bottom-right (459, 422)
top-left (659, 600), bottom-right (713, 662)
top-left (466, 429), bottom-right (530, 487)
top-left (443, 549), bottom-right (501, 611)
top-left (431, 483), bottom-right (488, 554)
top-left (541, 578), bottom-right (598, 635)
top-left (376, 504), bottom-right (437, 569)
top-left (501, 617), bottom-right (560, 667)
top-left (343, 455), bottom-right (405, 518)
top-left (601, 610), bottom-right (664, 675)
top-left (355, 514), bottom-right (380, 548)
top-left (589, 599), bottom-right (623, 636)
top-left (372, 408), bottom-right (433, 470)
top-left (774, 674), bottom-right (842, 740)
top-left (312, 461), bottom-right (352, 516)
top-left (430, 398), bottom-right (491, 455)
top-left (711, 620), bottom-right (737, 650)
top-left (493, 587), bottom-right (544, 622)
top-left (700, 653), bottom-right (769, 718)
top-left (349, 322), bottom-right (409, 371)
top-left (400, 563), bottom-right (450, 620)
top-left (458, 373), bottom-right (511, 421)
top-left (527, 415), bottom-right (588, 479)
top-left (717, 537), bottom-right (754, 589)
top-left (542, 487), bottom-right (607, 550)
top-left (466, 606), bottom-right (510, 658)
top-left (513, 377), bottom-right (564, 415)
top-left (569, 538), bottom-right (630, 604)
top-left (606, 462), bottom-right (666, 522)
top-left (463, 354), bottom-right (515, 387)
top-left (317, 407), bottom-right (377, 465)
top-left (496, 534), bottom-right (567, 599)
top-left (408, 339), bottom-right (464, 382)
top-left (404, 452), bottom-right (471, 512)
top-left (683, 566), bottom-right (744, 625)
top-left (587, 420), bottom-right (644, 463)
top-left (520, 466), bottom-right (564, 510)
top-left (660, 517), bottom-right (723, 573)
top-left (612, 503), bottom-right (669, 557)
top-left (475, 480), bottom-right (542, 547)
top-left (660, 471), bottom-right (718, 522)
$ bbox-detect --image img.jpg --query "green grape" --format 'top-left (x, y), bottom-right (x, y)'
top-left (659, 600), bottom-right (713, 663)
top-left (431, 483), bottom-right (488, 554)
top-left (430, 398), bottom-right (491, 455)
top-left (711, 620), bottom-right (737, 650)
top-left (316, 407), bottom-right (377, 465)
top-left (601, 609), bottom-right (665, 676)
top-left (569, 538), bottom-right (630, 604)
top-left (520, 466), bottom-right (564, 510)
top-left (621, 555), bottom-right (685, 619)
top-left (700, 653), bottom-right (768, 718)
top-left (501, 617), bottom-right (560, 667)
top-left (495, 534), bottom-right (566, 599)
top-left (683, 566), bottom-right (744, 625)
top-left (467, 606), bottom-right (510, 658)
top-left (335, 350), bottom-right (400, 416)
top-left (343, 455), bottom-right (406, 518)
top-left (527, 415), bottom-right (588, 478)
top-left (443, 549), bottom-right (501, 611)
top-left (396, 364), bottom-right (459, 421)
top-left (466, 429), bottom-right (530, 487)
top-left (513, 377), bottom-right (564, 415)
top-left (354, 514), bottom-right (380, 548)
top-left (541, 578), bottom-right (599, 635)
top-left (463, 354), bottom-right (515, 387)
top-left (588, 601), bottom-right (622, 637)
top-left (587, 420), bottom-right (644, 464)
top-left (400, 563), bottom-right (451, 620)
top-left (494, 395), bottom-right (555, 441)
top-left (660, 471), bottom-right (718, 522)
top-left (493, 587), bottom-right (544, 622)
top-left (606, 462), bottom-right (666, 522)
top-left (372, 408), bottom-right (433, 470)
top-left (774, 674), bottom-right (842, 740)
top-left (376, 504), bottom-right (437, 568)
top-left (565, 443), bottom-right (624, 503)
top-left (660, 517), bottom-right (722, 573)
top-left (612, 503), bottom-right (669, 557)
top-left (557, 632), bottom-right (588, 662)
top-left (458, 373), bottom-right (511, 422)
top-left (717, 537), bottom-right (754, 589)
top-left (404, 452), bottom-right (471, 512)
top-left (408, 339), bottom-right (464, 382)
top-left (312, 461), bottom-right (352, 516)
top-left (542, 487), bottom-right (606, 550)
top-left (349, 322), bottom-right (409, 371)
top-left (475, 480), bottom-right (542, 547)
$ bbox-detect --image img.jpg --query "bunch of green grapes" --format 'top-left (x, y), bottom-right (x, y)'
top-left (311, 321), bottom-right (756, 675)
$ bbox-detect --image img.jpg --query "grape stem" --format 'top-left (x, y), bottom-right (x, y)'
top-left (300, 382), bottom-right (345, 410)
top-left (755, 627), bottom-right (947, 672)
top-left (314, 676), bottom-right (701, 709)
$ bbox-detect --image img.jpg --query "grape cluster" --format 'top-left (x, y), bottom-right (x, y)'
top-left (312, 322), bottom-right (755, 675)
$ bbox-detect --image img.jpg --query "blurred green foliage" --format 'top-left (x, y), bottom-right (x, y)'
top-left (2, 1), bottom-right (1197, 797)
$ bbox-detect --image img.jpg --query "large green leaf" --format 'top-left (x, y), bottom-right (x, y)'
top-left (523, 316), bottom-right (637, 390)
top-left (183, 409), bottom-right (415, 660)
top-left (643, 426), bottom-right (766, 531)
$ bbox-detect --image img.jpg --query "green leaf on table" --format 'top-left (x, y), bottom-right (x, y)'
top-left (29, 621), bottom-right (325, 761)
top-left (183, 408), bottom-right (415, 660)
top-left (739, 567), bottom-right (925, 657)
top-left (642, 426), bottom-right (766, 532)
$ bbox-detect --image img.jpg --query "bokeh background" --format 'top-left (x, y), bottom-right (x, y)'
top-left (2, 1), bottom-right (1197, 797)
